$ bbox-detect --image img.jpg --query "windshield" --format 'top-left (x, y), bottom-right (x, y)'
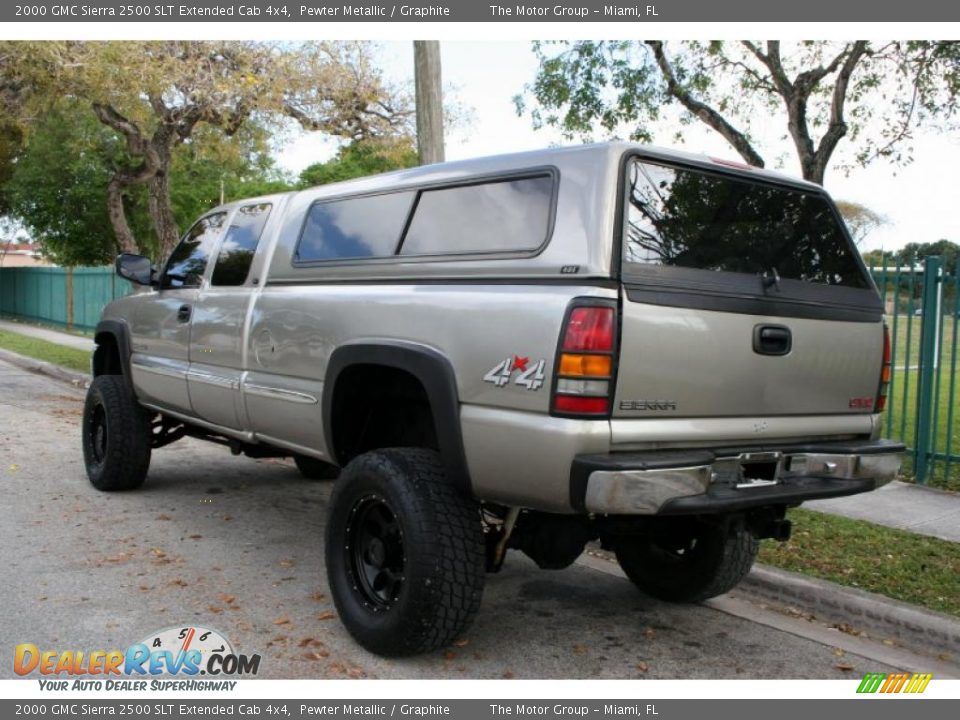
top-left (622, 159), bottom-right (869, 289)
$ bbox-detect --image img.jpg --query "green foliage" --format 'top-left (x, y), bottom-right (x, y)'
top-left (5, 102), bottom-right (136, 265)
top-left (4, 101), bottom-right (292, 265)
top-left (861, 248), bottom-right (895, 268)
top-left (298, 140), bottom-right (418, 188)
top-left (169, 124), bottom-right (293, 234)
top-left (895, 240), bottom-right (960, 275)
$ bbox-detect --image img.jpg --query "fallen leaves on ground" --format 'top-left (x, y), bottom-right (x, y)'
top-left (636, 662), bottom-right (649, 673)
top-left (832, 622), bottom-right (862, 636)
top-left (317, 611), bottom-right (336, 621)
top-left (272, 617), bottom-right (292, 626)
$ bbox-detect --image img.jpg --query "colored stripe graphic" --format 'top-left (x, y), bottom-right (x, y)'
top-left (857, 672), bottom-right (932, 694)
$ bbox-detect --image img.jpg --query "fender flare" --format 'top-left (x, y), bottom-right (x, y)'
top-left (93, 319), bottom-right (134, 391)
top-left (323, 341), bottom-right (470, 494)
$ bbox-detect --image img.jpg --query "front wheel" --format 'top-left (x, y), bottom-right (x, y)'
top-left (614, 519), bottom-right (758, 603)
top-left (325, 448), bottom-right (485, 656)
top-left (82, 375), bottom-right (152, 491)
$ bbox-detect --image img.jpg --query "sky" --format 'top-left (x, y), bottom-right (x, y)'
top-left (277, 41), bottom-right (960, 254)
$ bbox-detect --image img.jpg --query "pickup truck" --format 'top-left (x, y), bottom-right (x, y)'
top-left (82, 142), bottom-right (903, 656)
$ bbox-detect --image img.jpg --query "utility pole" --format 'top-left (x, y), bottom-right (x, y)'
top-left (414, 41), bottom-right (444, 165)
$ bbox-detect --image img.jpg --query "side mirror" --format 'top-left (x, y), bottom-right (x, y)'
top-left (115, 253), bottom-right (156, 286)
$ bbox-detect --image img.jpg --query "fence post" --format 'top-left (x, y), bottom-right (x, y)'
top-left (914, 255), bottom-right (943, 485)
top-left (65, 267), bottom-right (74, 331)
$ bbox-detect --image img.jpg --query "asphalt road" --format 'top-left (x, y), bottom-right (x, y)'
top-left (0, 358), bottom-right (915, 680)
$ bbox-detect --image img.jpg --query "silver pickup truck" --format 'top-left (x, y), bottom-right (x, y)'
top-left (83, 142), bottom-right (903, 656)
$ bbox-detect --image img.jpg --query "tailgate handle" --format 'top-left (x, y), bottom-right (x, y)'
top-left (753, 325), bottom-right (791, 356)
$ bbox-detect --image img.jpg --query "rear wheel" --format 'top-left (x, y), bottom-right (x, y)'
top-left (325, 448), bottom-right (485, 656)
top-left (82, 375), bottom-right (152, 491)
top-left (294, 454), bottom-right (340, 480)
top-left (614, 519), bottom-right (758, 603)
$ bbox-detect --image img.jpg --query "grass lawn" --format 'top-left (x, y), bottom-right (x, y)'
top-left (760, 508), bottom-right (960, 618)
top-left (0, 329), bottom-right (90, 373)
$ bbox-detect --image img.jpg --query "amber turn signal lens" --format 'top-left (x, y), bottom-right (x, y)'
top-left (558, 353), bottom-right (612, 377)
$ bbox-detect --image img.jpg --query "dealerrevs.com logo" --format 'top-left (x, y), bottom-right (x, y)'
top-left (14, 626), bottom-right (260, 691)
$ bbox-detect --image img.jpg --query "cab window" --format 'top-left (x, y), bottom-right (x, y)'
top-left (211, 203), bottom-right (273, 286)
top-left (162, 213), bottom-right (227, 289)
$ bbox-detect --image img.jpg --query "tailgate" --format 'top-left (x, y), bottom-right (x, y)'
top-left (615, 156), bottom-right (885, 420)
top-left (614, 300), bottom-right (883, 417)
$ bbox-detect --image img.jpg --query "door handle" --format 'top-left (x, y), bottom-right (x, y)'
top-left (753, 324), bottom-right (791, 356)
top-left (177, 304), bottom-right (192, 323)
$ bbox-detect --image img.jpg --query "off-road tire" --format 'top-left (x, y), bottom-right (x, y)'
top-left (615, 521), bottom-right (758, 603)
top-left (82, 375), bottom-right (152, 491)
top-left (294, 454), bottom-right (340, 480)
top-left (325, 448), bottom-right (485, 656)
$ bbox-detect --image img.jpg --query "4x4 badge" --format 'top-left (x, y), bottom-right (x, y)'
top-left (483, 355), bottom-right (546, 390)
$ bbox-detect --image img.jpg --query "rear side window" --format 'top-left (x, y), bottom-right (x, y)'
top-left (296, 192), bottom-right (415, 262)
top-left (211, 203), bottom-right (272, 286)
top-left (623, 160), bottom-right (868, 288)
top-left (162, 212), bottom-right (227, 289)
top-left (400, 175), bottom-right (553, 256)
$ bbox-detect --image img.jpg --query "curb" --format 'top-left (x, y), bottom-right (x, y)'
top-left (739, 564), bottom-right (960, 657)
top-left (0, 346), bottom-right (90, 389)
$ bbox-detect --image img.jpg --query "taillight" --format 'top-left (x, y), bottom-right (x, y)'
top-left (553, 304), bottom-right (616, 416)
top-left (876, 324), bottom-right (892, 412)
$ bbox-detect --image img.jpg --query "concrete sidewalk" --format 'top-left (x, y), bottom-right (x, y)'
top-left (2, 317), bottom-right (957, 544)
top-left (807, 480), bottom-right (960, 543)
top-left (0, 318), bottom-right (94, 352)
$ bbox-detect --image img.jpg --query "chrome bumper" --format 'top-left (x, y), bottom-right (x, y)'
top-left (577, 441), bottom-right (904, 515)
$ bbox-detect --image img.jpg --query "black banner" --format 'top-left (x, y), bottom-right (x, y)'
top-left (4, 0), bottom-right (960, 22)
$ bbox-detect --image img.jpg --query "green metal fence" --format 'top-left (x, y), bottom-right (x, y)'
top-left (0, 266), bottom-right (132, 333)
top-left (872, 257), bottom-right (960, 490)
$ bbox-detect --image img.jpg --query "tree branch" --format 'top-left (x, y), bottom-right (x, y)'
top-left (647, 41), bottom-right (765, 168)
top-left (812, 41), bottom-right (869, 180)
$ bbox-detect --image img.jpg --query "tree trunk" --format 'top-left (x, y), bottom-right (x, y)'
top-left (105, 175), bottom-right (139, 255)
top-left (148, 168), bottom-right (180, 260)
top-left (414, 41), bottom-right (444, 165)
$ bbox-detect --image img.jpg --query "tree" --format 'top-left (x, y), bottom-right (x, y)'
top-left (5, 99), bottom-right (291, 265)
top-left (5, 101), bottom-right (136, 265)
top-left (517, 41), bottom-right (960, 184)
top-left (861, 249), bottom-right (895, 269)
top-left (2, 41), bottom-right (413, 259)
top-left (834, 200), bottom-right (888, 247)
top-left (298, 138), bottom-right (418, 188)
top-left (895, 239), bottom-right (960, 275)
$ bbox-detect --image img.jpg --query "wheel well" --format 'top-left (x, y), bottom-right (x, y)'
top-left (330, 364), bottom-right (438, 465)
top-left (92, 333), bottom-right (122, 376)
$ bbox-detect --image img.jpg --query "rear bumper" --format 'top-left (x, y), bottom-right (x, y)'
top-left (572, 439), bottom-right (904, 515)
